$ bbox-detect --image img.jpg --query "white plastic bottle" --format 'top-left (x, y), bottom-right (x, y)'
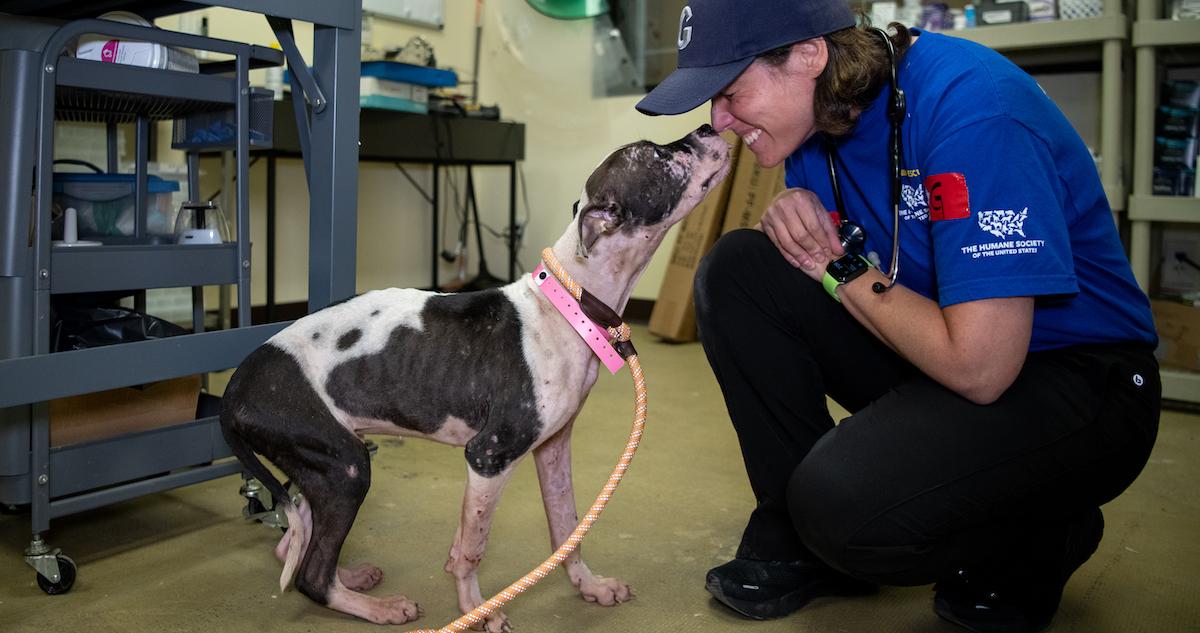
top-left (264, 42), bottom-right (284, 101)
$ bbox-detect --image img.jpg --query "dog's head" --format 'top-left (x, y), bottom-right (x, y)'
top-left (574, 124), bottom-right (732, 258)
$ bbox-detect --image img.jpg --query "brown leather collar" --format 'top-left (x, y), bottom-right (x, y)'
top-left (579, 289), bottom-right (637, 360)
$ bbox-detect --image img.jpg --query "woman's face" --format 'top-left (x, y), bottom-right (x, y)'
top-left (709, 40), bottom-right (826, 168)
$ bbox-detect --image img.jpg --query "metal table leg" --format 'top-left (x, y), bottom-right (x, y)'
top-left (306, 21), bottom-right (361, 311)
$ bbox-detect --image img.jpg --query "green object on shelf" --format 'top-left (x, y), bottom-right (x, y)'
top-left (526, 0), bottom-right (608, 19)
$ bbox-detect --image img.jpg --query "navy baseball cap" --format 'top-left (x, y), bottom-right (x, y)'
top-left (636, 0), bottom-right (856, 116)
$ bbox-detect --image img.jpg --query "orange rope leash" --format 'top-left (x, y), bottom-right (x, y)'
top-left (407, 248), bottom-right (647, 633)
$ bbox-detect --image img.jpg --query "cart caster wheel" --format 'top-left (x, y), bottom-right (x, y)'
top-left (36, 554), bottom-right (76, 595)
top-left (241, 481), bottom-right (293, 533)
top-left (245, 497), bottom-right (268, 516)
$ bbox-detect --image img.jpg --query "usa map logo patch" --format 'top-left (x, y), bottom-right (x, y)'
top-left (960, 207), bottom-right (1043, 260)
top-left (977, 208), bottom-right (1027, 239)
top-left (924, 173), bottom-right (970, 221)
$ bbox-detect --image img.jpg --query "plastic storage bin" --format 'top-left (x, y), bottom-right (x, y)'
top-left (170, 87), bottom-right (274, 149)
top-left (52, 172), bottom-right (181, 237)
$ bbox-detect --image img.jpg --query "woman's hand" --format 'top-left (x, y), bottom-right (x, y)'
top-left (756, 188), bottom-right (845, 282)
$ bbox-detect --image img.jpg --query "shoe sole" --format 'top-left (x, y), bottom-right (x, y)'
top-left (932, 508), bottom-right (1103, 633)
top-left (933, 595), bottom-right (1053, 633)
top-left (706, 573), bottom-right (877, 620)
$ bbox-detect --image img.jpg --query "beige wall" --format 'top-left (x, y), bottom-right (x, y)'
top-left (156, 1), bottom-right (707, 308)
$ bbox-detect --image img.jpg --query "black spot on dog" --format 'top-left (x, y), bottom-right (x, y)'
top-left (370, 309), bottom-right (381, 317)
top-left (312, 331), bottom-right (321, 341)
top-left (337, 328), bottom-right (362, 351)
top-left (325, 290), bottom-right (540, 477)
top-left (585, 140), bottom-right (691, 229)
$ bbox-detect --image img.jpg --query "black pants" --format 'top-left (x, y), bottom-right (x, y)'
top-left (693, 230), bottom-right (1160, 586)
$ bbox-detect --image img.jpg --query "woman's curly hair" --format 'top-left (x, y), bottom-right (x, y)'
top-left (758, 20), bottom-right (912, 137)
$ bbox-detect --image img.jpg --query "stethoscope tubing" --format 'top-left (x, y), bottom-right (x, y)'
top-left (826, 27), bottom-right (903, 295)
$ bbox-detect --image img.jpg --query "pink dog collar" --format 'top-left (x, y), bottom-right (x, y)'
top-left (532, 263), bottom-right (625, 375)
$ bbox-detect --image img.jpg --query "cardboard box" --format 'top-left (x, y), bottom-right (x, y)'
top-left (720, 144), bottom-right (787, 234)
top-left (648, 133), bottom-right (741, 342)
top-left (49, 375), bottom-right (202, 447)
top-left (1151, 299), bottom-right (1200, 372)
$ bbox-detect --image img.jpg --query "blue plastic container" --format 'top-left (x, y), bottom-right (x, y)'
top-left (52, 173), bottom-right (182, 237)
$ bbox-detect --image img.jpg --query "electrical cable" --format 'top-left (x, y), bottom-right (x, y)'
top-left (1175, 251), bottom-right (1200, 273)
top-left (203, 156), bottom-right (261, 202)
top-left (393, 162), bottom-right (434, 204)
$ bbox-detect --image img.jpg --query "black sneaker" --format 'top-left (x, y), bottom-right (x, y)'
top-left (933, 569), bottom-right (1055, 633)
top-left (705, 557), bottom-right (878, 620)
top-left (933, 508), bottom-right (1105, 633)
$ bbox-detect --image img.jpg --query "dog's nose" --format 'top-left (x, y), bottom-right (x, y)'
top-left (694, 124), bottom-right (717, 138)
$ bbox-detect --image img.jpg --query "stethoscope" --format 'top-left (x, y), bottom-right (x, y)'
top-left (825, 27), bottom-right (904, 294)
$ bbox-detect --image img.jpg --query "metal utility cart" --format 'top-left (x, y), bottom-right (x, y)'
top-left (0, 1), bottom-right (361, 593)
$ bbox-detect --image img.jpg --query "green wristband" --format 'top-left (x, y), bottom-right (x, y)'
top-left (822, 255), bottom-right (872, 303)
top-left (822, 270), bottom-right (844, 303)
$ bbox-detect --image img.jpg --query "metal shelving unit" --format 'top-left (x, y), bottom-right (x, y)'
top-left (0, 1), bottom-right (361, 593)
top-left (951, 4), bottom-right (1128, 215)
top-left (1128, 194), bottom-right (1200, 223)
top-left (1128, 0), bottom-right (1200, 404)
top-left (954, 9), bottom-right (1197, 398)
top-left (952, 14), bottom-right (1127, 50)
top-left (49, 243), bottom-right (240, 294)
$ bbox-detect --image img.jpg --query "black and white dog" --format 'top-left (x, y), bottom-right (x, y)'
top-left (219, 124), bottom-right (730, 631)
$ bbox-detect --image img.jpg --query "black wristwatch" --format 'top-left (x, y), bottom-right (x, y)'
top-left (823, 254), bottom-right (873, 303)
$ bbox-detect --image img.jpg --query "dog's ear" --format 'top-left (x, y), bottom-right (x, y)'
top-left (576, 200), bottom-right (622, 258)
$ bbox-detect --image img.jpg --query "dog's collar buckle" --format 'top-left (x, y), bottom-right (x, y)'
top-left (532, 263), bottom-right (626, 375)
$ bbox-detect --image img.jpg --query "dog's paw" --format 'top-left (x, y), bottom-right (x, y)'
top-left (471, 610), bottom-right (511, 633)
top-left (578, 575), bottom-right (634, 606)
top-left (363, 594), bottom-right (423, 624)
top-left (338, 562), bottom-right (384, 591)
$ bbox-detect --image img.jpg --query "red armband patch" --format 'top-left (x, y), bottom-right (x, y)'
top-left (924, 173), bottom-right (970, 221)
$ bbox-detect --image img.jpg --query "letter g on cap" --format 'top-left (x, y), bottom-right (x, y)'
top-left (678, 5), bottom-right (693, 50)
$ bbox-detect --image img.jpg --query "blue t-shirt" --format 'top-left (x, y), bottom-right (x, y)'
top-left (786, 29), bottom-right (1156, 351)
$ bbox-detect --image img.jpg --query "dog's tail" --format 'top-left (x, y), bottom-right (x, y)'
top-left (278, 504), bottom-right (304, 592)
top-left (221, 418), bottom-right (304, 592)
top-left (219, 396), bottom-right (304, 590)
top-left (220, 417), bottom-right (293, 511)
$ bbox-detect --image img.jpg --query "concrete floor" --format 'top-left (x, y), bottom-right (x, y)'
top-left (2, 325), bottom-right (1198, 632)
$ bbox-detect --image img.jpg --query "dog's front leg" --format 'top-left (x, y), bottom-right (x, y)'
top-left (533, 418), bottom-right (633, 606)
top-left (445, 465), bottom-right (517, 633)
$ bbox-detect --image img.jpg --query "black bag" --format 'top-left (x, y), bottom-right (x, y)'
top-left (52, 305), bottom-right (187, 352)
